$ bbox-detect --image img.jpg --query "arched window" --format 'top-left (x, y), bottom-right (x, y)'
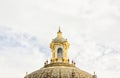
top-left (57, 48), bottom-right (63, 58)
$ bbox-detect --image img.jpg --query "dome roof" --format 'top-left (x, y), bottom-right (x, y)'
top-left (52, 37), bottom-right (67, 43)
top-left (51, 28), bottom-right (67, 43)
top-left (24, 28), bottom-right (96, 78)
top-left (25, 63), bottom-right (92, 78)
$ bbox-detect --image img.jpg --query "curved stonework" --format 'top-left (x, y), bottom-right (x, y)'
top-left (52, 37), bottom-right (67, 43)
top-left (24, 28), bottom-right (96, 78)
top-left (25, 64), bottom-right (92, 78)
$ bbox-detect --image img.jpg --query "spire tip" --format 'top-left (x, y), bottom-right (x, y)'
top-left (58, 26), bottom-right (61, 32)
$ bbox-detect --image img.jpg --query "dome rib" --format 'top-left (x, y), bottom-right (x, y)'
top-left (26, 65), bottom-right (92, 78)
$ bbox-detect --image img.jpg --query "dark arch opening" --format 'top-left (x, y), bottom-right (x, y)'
top-left (57, 48), bottom-right (63, 58)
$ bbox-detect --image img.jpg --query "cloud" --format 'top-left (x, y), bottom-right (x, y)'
top-left (0, 26), bottom-right (120, 78)
top-left (0, 0), bottom-right (120, 78)
top-left (0, 26), bottom-right (48, 78)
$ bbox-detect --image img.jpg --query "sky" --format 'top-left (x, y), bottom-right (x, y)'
top-left (0, 0), bottom-right (120, 78)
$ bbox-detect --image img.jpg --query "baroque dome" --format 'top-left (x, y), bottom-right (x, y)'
top-left (52, 28), bottom-right (67, 43)
top-left (26, 63), bottom-right (92, 78)
top-left (24, 28), bottom-right (97, 78)
top-left (52, 37), bottom-right (67, 43)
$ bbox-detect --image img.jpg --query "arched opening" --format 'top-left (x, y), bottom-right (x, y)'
top-left (57, 48), bottom-right (63, 58)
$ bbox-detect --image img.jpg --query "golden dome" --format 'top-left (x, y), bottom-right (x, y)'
top-left (24, 28), bottom-right (96, 78)
top-left (52, 37), bottom-right (67, 43)
top-left (25, 63), bottom-right (92, 78)
top-left (52, 28), bottom-right (67, 43)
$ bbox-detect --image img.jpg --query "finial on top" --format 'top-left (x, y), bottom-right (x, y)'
top-left (26, 72), bottom-right (28, 76)
top-left (57, 26), bottom-right (62, 37)
top-left (58, 26), bottom-right (61, 32)
top-left (92, 72), bottom-right (97, 78)
top-left (26, 72), bottom-right (28, 78)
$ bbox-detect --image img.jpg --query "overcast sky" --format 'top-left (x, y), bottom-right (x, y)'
top-left (0, 0), bottom-right (120, 78)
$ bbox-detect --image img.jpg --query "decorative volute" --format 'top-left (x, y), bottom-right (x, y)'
top-left (50, 28), bottom-right (70, 63)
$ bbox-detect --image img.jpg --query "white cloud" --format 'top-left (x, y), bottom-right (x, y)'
top-left (0, 27), bottom-right (48, 78)
top-left (0, 0), bottom-right (120, 78)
